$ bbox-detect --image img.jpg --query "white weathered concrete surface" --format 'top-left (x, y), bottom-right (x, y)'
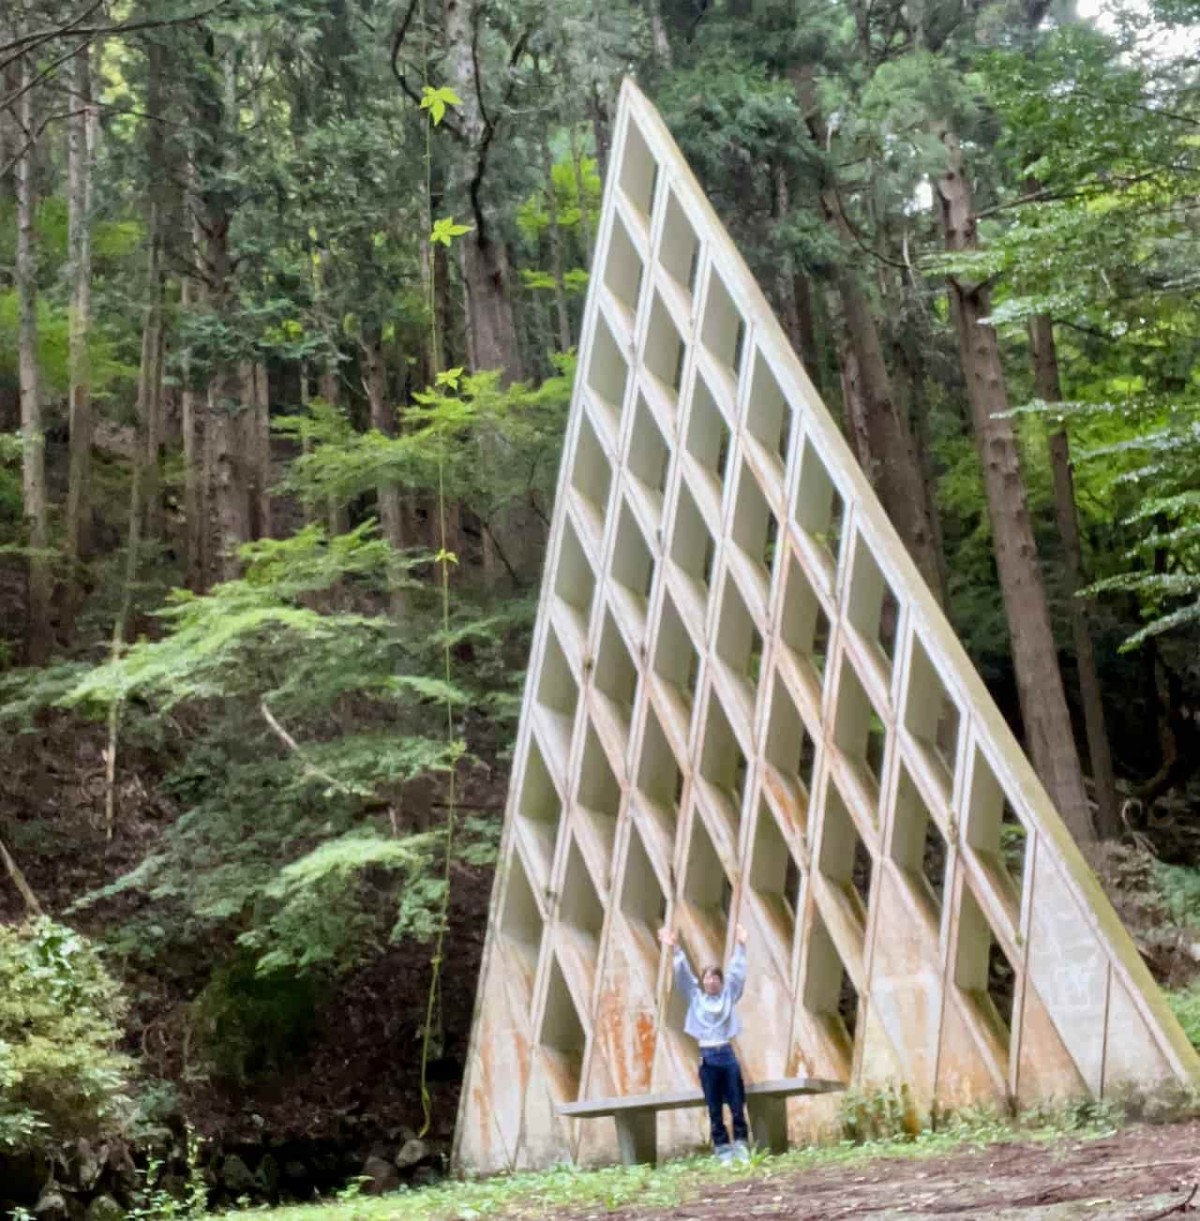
top-left (452, 79), bottom-right (1200, 1174)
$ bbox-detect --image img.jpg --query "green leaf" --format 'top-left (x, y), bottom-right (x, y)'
top-left (430, 217), bottom-right (474, 247)
top-left (420, 85), bottom-right (463, 126)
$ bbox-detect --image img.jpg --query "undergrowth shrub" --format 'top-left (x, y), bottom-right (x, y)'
top-left (1167, 985), bottom-right (1200, 1051)
top-left (191, 954), bottom-right (322, 1085)
top-left (1155, 862), bottom-right (1200, 929)
top-left (0, 919), bottom-right (133, 1151)
top-left (838, 1085), bottom-right (922, 1143)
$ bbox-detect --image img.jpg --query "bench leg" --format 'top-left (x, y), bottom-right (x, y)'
top-left (614, 1112), bottom-right (657, 1165)
top-left (746, 1096), bottom-right (789, 1155)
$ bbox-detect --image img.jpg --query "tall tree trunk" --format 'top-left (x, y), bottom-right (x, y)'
top-left (140, 36), bottom-right (168, 542)
top-left (362, 329), bottom-right (408, 618)
top-left (1029, 314), bottom-right (1120, 838)
top-left (935, 131), bottom-right (1093, 843)
top-left (835, 322), bottom-right (876, 474)
top-left (586, 0), bottom-right (611, 184)
top-left (318, 365), bottom-right (351, 537)
top-left (569, 124), bottom-right (594, 267)
top-left (538, 118), bottom-right (572, 353)
top-left (646, 0), bottom-right (673, 67)
top-left (16, 46), bottom-right (52, 665)
top-left (793, 71), bottom-right (944, 603)
top-left (893, 335), bottom-right (950, 606)
top-left (211, 400), bottom-right (252, 581)
top-left (772, 165), bottom-right (822, 389)
top-left (192, 33), bottom-right (251, 582)
top-left (181, 269), bottom-right (208, 591)
top-left (64, 42), bottom-right (94, 637)
top-left (255, 362), bottom-right (272, 538)
top-left (237, 360), bottom-right (272, 540)
top-left (442, 0), bottom-right (535, 584)
top-left (135, 235), bottom-right (165, 541)
top-left (792, 271), bottom-right (823, 394)
top-left (833, 270), bottom-right (945, 604)
top-left (443, 0), bottom-right (523, 384)
top-left (211, 357), bottom-right (252, 582)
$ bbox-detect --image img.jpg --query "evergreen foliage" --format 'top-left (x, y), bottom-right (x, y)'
top-left (0, 920), bottom-right (132, 1150)
top-left (0, 0), bottom-right (1196, 1178)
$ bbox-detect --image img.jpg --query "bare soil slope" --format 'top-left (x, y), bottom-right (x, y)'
top-left (574, 1123), bottom-right (1200, 1220)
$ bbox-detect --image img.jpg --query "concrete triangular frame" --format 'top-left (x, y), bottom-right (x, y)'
top-left (452, 79), bottom-right (1198, 1173)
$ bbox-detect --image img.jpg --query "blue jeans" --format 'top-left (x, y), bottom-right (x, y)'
top-left (698, 1044), bottom-right (748, 1148)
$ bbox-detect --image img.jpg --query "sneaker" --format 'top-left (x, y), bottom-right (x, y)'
top-left (732, 1140), bottom-right (751, 1164)
top-left (715, 1144), bottom-right (734, 1165)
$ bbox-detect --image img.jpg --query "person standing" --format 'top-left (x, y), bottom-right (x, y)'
top-left (658, 923), bottom-right (751, 1164)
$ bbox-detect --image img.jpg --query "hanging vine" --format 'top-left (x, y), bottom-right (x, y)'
top-left (416, 0), bottom-right (472, 1141)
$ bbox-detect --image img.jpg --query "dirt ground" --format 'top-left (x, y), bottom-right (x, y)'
top-left (582, 1122), bottom-right (1200, 1220)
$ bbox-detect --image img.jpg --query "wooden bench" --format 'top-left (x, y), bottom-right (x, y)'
top-left (557, 1076), bottom-right (844, 1165)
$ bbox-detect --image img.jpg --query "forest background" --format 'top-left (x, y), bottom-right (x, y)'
top-left (0, 0), bottom-right (1198, 1207)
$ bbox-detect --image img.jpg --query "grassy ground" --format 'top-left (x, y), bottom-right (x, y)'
top-left (251, 1105), bottom-right (1129, 1221)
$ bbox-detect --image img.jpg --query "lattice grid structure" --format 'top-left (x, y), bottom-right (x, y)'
top-left (452, 80), bottom-right (1198, 1173)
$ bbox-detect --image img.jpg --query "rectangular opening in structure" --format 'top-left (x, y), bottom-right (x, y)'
top-left (699, 693), bottom-right (749, 844)
top-left (794, 440), bottom-right (845, 579)
top-left (603, 211), bottom-right (645, 318)
top-left (832, 657), bottom-right (889, 814)
top-left (517, 738), bottom-right (563, 890)
top-left (644, 291), bottom-right (688, 406)
top-left (611, 501), bottom-right (657, 634)
top-left (618, 118), bottom-right (659, 221)
top-left (846, 538), bottom-right (902, 678)
top-left (540, 955), bottom-right (588, 1102)
top-left (904, 635), bottom-right (961, 797)
top-left (817, 781), bottom-right (873, 940)
top-left (763, 677), bottom-right (814, 836)
top-left (891, 766), bottom-right (949, 918)
top-left (500, 848), bottom-right (544, 1005)
top-left (558, 838), bottom-right (606, 997)
top-left (954, 884), bottom-right (1016, 1059)
top-left (595, 611), bottom-right (640, 739)
top-left (628, 394), bottom-right (671, 522)
top-left (586, 313), bottom-right (630, 433)
top-left (965, 749), bottom-right (1028, 921)
top-left (652, 593), bottom-right (701, 735)
top-left (535, 628), bottom-right (579, 762)
top-left (746, 350), bottom-right (794, 482)
top-left (620, 826), bottom-right (668, 977)
top-left (685, 372), bottom-right (732, 503)
top-left (570, 414), bottom-right (613, 541)
top-left (715, 575), bottom-right (764, 718)
top-left (669, 480), bottom-right (718, 609)
top-left (780, 555), bottom-right (831, 697)
top-left (681, 810), bottom-right (733, 963)
top-left (576, 723), bottom-right (621, 882)
top-left (749, 799), bottom-right (803, 958)
top-left (658, 189), bottom-right (701, 298)
top-left (700, 268), bottom-right (746, 381)
top-left (731, 463), bottom-right (780, 593)
top-left (802, 907), bottom-right (857, 1076)
top-left (554, 516), bottom-right (597, 639)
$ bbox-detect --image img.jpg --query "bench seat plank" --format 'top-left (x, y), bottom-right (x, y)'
top-left (557, 1077), bottom-right (843, 1119)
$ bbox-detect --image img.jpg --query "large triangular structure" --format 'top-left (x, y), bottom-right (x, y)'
top-left (452, 80), bottom-right (1198, 1172)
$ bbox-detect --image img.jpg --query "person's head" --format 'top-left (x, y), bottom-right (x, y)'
top-left (701, 965), bottom-right (724, 996)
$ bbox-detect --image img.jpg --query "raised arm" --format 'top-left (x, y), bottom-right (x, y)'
top-left (659, 927), bottom-right (698, 1001)
top-left (726, 924), bottom-right (749, 1001)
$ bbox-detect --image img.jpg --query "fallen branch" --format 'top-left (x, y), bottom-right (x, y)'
top-left (260, 699), bottom-right (353, 796)
top-left (1141, 1183), bottom-right (1198, 1220)
top-left (0, 835), bottom-right (44, 917)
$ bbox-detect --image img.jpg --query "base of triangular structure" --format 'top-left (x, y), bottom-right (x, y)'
top-left (452, 78), bottom-right (1198, 1174)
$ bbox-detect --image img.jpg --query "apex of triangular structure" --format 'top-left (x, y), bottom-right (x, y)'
top-left (453, 79), bottom-right (1198, 1173)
